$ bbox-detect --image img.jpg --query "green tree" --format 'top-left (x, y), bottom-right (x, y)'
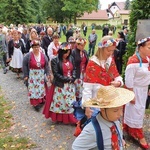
top-left (124, 0), bottom-right (130, 10)
top-left (4, 0), bottom-right (30, 25)
top-left (42, 0), bottom-right (70, 23)
top-left (0, 0), bottom-right (46, 25)
top-left (62, 0), bottom-right (99, 24)
top-left (123, 0), bottom-right (150, 75)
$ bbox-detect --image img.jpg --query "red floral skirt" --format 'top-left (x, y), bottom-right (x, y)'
top-left (123, 123), bottom-right (144, 140)
top-left (30, 98), bottom-right (44, 106)
top-left (43, 85), bottom-right (77, 124)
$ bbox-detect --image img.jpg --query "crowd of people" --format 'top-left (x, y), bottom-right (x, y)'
top-left (0, 22), bottom-right (149, 149)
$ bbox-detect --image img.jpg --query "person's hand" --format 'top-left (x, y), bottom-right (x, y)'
top-left (7, 58), bottom-right (12, 62)
top-left (24, 77), bottom-right (28, 81)
top-left (85, 107), bottom-right (93, 119)
top-left (130, 97), bottom-right (135, 104)
top-left (148, 89), bottom-right (150, 96)
top-left (110, 81), bottom-right (121, 87)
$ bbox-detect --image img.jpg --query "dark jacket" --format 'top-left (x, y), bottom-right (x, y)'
top-left (41, 35), bottom-right (53, 57)
top-left (66, 29), bottom-right (73, 42)
top-left (8, 39), bottom-right (26, 58)
top-left (51, 56), bottom-right (76, 88)
top-left (71, 48), bottom-right (88, 78)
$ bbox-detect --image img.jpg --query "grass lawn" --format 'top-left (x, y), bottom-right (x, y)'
top-left (0, 89), bottom-right (35, 150)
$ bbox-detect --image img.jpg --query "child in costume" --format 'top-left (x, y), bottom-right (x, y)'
top-left (72, 85), bottom-right (134, 150)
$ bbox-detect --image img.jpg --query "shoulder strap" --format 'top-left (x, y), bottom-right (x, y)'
top-left (91, 116), bottom-right (104, 150)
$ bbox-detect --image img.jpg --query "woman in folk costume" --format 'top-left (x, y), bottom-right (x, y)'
top-left (47, 33), bottom-right (61, 61)
top-left (8, 29), bottom-right (26, 78)
top-left (43, 42), bottom-right (77, 124)
top-left (123, 37), bottom-right (150, 149)
top-left (26, 28), bottom-right (39, 53)
top-left (71, 37), bottom-right (89, 120)
top-left (23, 40), bottom-right (50, 111)
top-left (82, 36), bottom-right (123, 119)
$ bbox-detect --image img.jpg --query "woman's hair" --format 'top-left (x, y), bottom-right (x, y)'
top-left (58, 42), bottom-right (71, 60)
top-left (52, 33), bottom-right (60, 39)
top-left (95, 36), bottom-right (114, 60)
top-left (29, 29), bottom-right (38, 40)
top-left (138, 40), bottom-right (150, 48)
top-left (118, 31), bottom-right (125, 40)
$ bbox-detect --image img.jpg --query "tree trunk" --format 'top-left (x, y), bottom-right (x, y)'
top-left (74, 13), bottom-right (77, 25)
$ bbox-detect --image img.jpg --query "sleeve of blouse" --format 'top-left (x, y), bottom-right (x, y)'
top-left (114, 76), bottom-right (124, 86)
top-left (125, 64), bottom-right (136, 88)
top-left (22, 53), bottom-right (30, 78)
top-left (82, 82), bottom-right (93, 105)
top-left (47, 43), bottom-right (53, 61)
top-left (44, 55), bottom-right (50, 76)
top-left (72, 123), bottom-right (96, 150)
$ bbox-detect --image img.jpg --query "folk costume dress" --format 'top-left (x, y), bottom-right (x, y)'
top-left (9, 40), bottom-right (25, 69)
top-left (82, 55), bottom-right (123, 116)
top-left (47, 42), bottom-right (60, 61)
top-left (124, 53), bottom-right (150, 139)
top-left (71, 48), bottom-right (88, 120)
top-left (23, 52), bottom-right (50, 106)
top-left (43, 56), bottom-right (77, 124)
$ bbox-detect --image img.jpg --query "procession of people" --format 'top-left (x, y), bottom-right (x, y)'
top-left (0, 23), bottom-right (149, 150)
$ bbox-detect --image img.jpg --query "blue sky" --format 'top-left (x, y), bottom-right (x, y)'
top-left (101, 0), bottom-right (126, 9)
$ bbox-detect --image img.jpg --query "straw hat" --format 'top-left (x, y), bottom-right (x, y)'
top-left (83, 86), bottom-right (134, 108)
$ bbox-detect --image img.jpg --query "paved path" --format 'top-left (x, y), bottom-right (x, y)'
top-left (0, 69), bottom-right (149, 150)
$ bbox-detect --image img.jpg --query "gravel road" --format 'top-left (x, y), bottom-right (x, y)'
top-left (0, 69), bottom-right (149, 150)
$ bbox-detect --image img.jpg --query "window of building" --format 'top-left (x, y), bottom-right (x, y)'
top-left (124, 19), bottom-right (128, 25)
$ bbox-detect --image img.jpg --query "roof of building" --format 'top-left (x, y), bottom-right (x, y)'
top-left (77, 10), bottom-right (108, 20)
top-left (118, 10), bottom-right (130, 14)
top-left (115, 2), bottom-right (125, 10)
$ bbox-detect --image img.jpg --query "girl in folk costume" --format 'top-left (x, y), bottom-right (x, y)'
top-left (8, 29), bottom-right (26, 78)
top-left (71, 37), bottom-right (89, 120)
top-left (47, 33), bottom-right (61, 61)
top-left (82, 36), bottom-right (123, 119)
top-left (23, 40), bottom-right (50, 111)
top-left (123, 37), bottom-right (150, 149)
top-left (43, 42), bottom-right (77, 124)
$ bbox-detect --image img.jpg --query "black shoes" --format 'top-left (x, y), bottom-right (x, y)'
top-left (34, 105), bottom-right (41, 112)
top-left (33, 102), bottom-right (45, 112)
top-left (3, 68), bottom-right (7, 74)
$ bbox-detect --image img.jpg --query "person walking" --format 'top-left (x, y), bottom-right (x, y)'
top-left (23, 40), bottom-right (50, 111)
top-left (87, 29), bottom-right (97, 57)
top-left (72, 86), bottom-right (134, 150)
top-left (43, 42), bottom-right (77, 124)
top-left (83, 23), bottom-right (87, 37)
top-left (123, 37), bottom-right (150, 149)
top-left (41, 27), bottom-right (53, 59)
top-left (114, 31), bottom-right (126, 74)
top-left (8, 29), bottom-right (26, 78)
top-left (71, 37), bottom-right (89, 120)
top-left (0, 25), bottom-right (8, 74)
top-left (82, 36), bottom-right (123, 119)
